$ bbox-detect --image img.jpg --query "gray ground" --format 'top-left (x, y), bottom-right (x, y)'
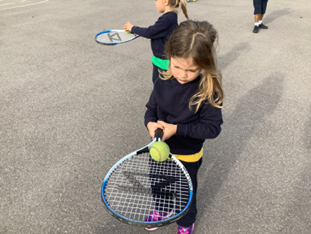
top-left (1, 0), bottom-right (311, 233)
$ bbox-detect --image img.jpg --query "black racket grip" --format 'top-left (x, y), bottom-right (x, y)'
top-left (154, 128), bottom-right (163, 140)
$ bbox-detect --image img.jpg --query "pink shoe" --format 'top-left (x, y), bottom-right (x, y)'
top-left (178, 224), bottom-right (194, 234)
top-left (145, 210), bottom-right (173, 231)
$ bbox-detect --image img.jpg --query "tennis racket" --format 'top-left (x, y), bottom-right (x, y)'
top-left (101, 129), bottom-right (193, 228)
top-left (95, 30), bottom-right (139, 46)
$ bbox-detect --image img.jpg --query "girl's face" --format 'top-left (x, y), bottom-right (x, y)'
top-left (170, 57), bottom-right (202, 84)
top-left (155, 0), bottom-right (166, 13)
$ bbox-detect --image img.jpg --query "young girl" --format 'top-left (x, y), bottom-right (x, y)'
top-left (144, 20), bottom-right (224, 233)
top-left (124, 0), bottom-right (189, 83)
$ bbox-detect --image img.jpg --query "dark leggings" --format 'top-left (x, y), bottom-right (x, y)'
top-left (176, 158), bottom-right (202, 227)
top-left (152, 64), bottom-right (165, 83)
top-left (149, 157), bottom-right (203, 227)
top-left (253, 0), bottom-right (268, 15)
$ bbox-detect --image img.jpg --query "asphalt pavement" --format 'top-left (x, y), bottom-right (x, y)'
top-left (1, 0), bottom-right (311, 233)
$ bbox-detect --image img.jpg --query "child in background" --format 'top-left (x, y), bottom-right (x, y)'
top-left (144, 20), bottom-right (224, 233)
top-left (124, 0), bottom-right (189, 83)
top-left (253, 0), bottom-right (269, 33)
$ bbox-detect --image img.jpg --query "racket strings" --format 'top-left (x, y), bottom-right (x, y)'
top-left (96, 31), bottom-right (137, 44)
top-left (105, 152), bottom-right (190, 223)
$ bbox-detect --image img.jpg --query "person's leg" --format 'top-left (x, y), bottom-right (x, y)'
top-left (262, 0), bottom-right (268, 15)
top-left (152, 64), bottom-right (158, 83)
top-left (258, 0), bottom-right (269, 29)
top-left (253, 0), bottom-right (261, 33)
top-left (176, 158), bottom-right (202, 228)
top-left (152, 64), bottom-right (164, 83)
top-left (145, 157), bottom-right (174, 231)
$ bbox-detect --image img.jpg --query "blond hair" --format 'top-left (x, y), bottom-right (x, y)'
top-left (163, 20), bottom-right (224, 112)
top-left (168, 0), bottom-right (189, 19)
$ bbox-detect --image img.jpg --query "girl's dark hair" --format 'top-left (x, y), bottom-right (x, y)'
top-left (163, 20), bottom-right (224, 112)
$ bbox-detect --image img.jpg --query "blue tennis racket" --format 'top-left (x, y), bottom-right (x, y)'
top-left (95, 30), bottom-right (139, 46)
top-left (101, 129), bottom-right (193, 228)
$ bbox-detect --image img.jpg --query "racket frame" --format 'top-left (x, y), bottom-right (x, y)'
top-left (95, 30), bottom-right (139, 46)
top-left (101, 130), bottom-right (193, 227)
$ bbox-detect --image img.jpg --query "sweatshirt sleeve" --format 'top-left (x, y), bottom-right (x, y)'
top-left (144, 90), bottom-right (158, 127)
top-left (132, 16), bottom-right (170, 39)
top-left (176, 101), bottom-right (223, 139)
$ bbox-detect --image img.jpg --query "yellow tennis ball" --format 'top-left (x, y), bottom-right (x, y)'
top-left (150, 142), bottom-right (170, 162)
top-left (125, 30), bottom-right (131, 34)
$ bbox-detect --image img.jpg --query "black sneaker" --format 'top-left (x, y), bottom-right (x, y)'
top-left (259, 23), bottom-right (268, 29)
top-left (253, 26), bottom-right (259, 33)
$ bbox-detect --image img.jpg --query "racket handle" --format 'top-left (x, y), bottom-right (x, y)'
top-left (154, 128), bottom-right (163, 140)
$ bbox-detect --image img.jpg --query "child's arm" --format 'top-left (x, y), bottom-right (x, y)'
top-left (147, 122), bottom-right (164, 140)
top-left (158, 103), bottom-right (223, 141)
top-left (144, 89), bottom-right (165, 139)
top-left (177, 103), bottom-right (223, 140)
top-left (125, 17), bottom-right (171, 39)
top-left (145, 90), bottom-right (157, 126)
top-left (156, 120), bottom-right (177, 141)
top-left (124, 22), bottom-right (133, 32)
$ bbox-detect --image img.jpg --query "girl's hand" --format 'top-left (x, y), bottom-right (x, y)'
top-left (124, 22), bottom-right (133, 32)
top-left (147, 122), bottom-right (164, 140)
top-left (157, 120), bottom-right (177, 141)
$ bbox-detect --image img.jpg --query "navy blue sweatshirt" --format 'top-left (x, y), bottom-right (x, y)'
top-left (131, 12), bottom-right (178, 59)
top-left (144, 76), bottom-right (223, 155)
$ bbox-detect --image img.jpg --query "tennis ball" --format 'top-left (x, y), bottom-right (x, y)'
top-left (125, 30), bottom-right (131, 34)
top-left (150, 142), bottom-right (170, 162)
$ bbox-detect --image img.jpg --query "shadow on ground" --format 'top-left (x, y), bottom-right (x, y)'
top-left (196, 72), bottom-right (285, 228)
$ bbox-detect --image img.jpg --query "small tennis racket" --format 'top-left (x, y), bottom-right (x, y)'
top-left (101, 129), bottom-right (193, 228)
top-left (95, 30), bottom-right (139, 46)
